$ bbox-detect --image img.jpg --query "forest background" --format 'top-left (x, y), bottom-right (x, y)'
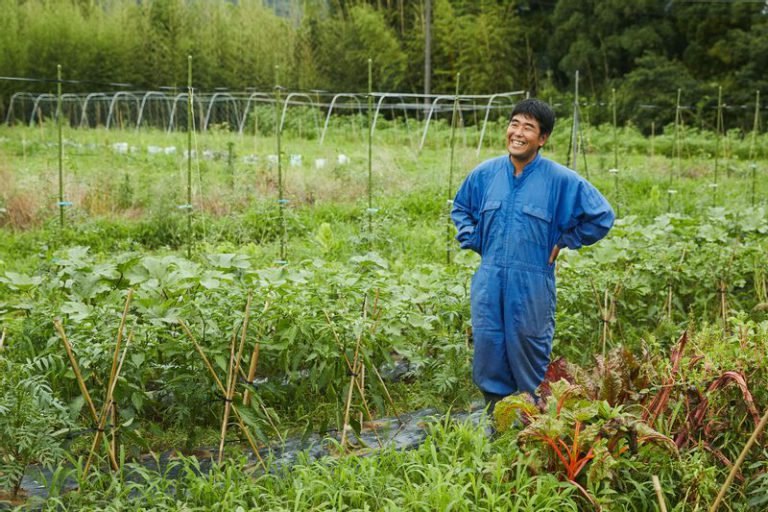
top-left (0, 0), bottom-right (766, 132)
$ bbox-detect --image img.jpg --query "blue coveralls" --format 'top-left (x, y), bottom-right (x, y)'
top-left (452, 153), bottom-right (614, 397)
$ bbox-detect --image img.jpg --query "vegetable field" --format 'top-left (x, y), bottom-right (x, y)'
top-left (1, 112), bottom-right (767, 511)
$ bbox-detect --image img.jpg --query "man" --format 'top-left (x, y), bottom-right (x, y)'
top-left (451, 99), bottom-right (614, 412)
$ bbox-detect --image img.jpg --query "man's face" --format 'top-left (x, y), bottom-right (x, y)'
top-left (506, 113), bottom-right (549, 162)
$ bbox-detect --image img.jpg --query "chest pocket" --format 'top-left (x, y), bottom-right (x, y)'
top-left (521, 203), bottom-right (552, 247)
top-left (479, 200), bottom-right (503, 255)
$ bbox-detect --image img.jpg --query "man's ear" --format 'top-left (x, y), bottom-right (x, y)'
top-left (538, 132), bottom-right (550, 148)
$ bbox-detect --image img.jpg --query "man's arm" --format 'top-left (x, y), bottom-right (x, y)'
top-left (556, 179), bottom-right (615, 251)
top-left (451, 174), bottom-right (481, 254)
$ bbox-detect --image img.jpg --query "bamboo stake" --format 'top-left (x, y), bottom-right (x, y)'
top-left (359, 364), bottom-right (365, 428)
top-left (719, 279), bottom-right (728, 330)
top-left (231, 293), bottom-right (253, 391)
top-left (109, 290), bottom-right (134, 392)
top-left (666, 282), bottom-right (674, 321)
top-left (218, 329), bottom-right (237, 464)
top-left (602, 288), bottom-right (609, 361)
top-left (652, 475), bottom-right (668, 512)
top-left (53, 318), bottom-right (119, 473)
top-left (244, 301), bottom-right (270, 406)
top-left (237, 352), bottom-right (285, 442)
top-left (324, 310), bottom-right (400, 418)
top-left (178, 319), bottom-right (267, 470)
top-left (83, 329), bottom-right (133, 477)
top-left (53, 320), bottom-right (99, 425)
top-left (340, 347), bottom-right (361, 449)
top-left (101, 289), bottom-right (133, 466)
top-left (110, 402), bottom-right (118, 459)
top-left (0, 326), bottom-right (5, 350)
top-left (330, 329), bottom-right (383, 448)
top-left (709, 407), bottom-right (768, 512)
top-left (219, 293), bottom-right (253, 464)
top-left (340, 300), bottom-right (367, 450)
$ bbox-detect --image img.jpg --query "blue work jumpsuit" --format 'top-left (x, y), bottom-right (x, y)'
top-left (452, 153), bottom-right (614, 397)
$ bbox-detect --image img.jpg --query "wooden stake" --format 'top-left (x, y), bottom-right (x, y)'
top-left (340, 300), bottom-right (367, 450)
top-left (110, 402), bottom-right (118, 461)
top-left (719, 279), bottom-right (728, 332)
top-left (244, 301), bottom-right (269, 406)
top-left (324, 309), bottom-right (400, 419)
top-left (709, 407), bottom-right (768, 512)
top-left (54, 319), bottom-right (99, 422)
top-left (0, 326), bottom-right (6, 350)
top-left (178, 319), bottom-right (267, 470)
top-left (84, 329), bottom-right (133, 477)
top-left (218, 329), bottom-right (237, 464)
top-left (109, 290), bottom-right (134, 389)
top-left (218, 293), bottom-right (253, 464)
top-left (652, 475), bottom-right (668, 512)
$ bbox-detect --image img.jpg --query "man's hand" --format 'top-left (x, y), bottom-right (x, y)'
top-left (548, 245), bottom-right (561, 265)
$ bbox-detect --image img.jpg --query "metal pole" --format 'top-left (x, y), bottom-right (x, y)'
top-left (227, 141), bottom-right (235, 190)
top-left (186, 56), bottom-right (193, 258)
top-left (367, 58), bottom-right (373, 238)
top-left (424, 0), bottom-right (431, 112)
top-left (612, 88), bottom-right (618, 169)
top-left (749, 90), bottom-right (761, 206)
top-left (568, 71), bottom-right (580, 171)
top-left (713, 85), bottom-right (722, 206)
top-left (57, 64), bottom-right (64, 229)
top-left (446, 73), bottom-right (460, 265)
top-left (669, 88), bottom-right (682, 213)
top-left (275, 66), bottom-right (286, 263)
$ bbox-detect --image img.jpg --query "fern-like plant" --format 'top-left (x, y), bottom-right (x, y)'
top-left (0, 358), bottom-right (71, 501)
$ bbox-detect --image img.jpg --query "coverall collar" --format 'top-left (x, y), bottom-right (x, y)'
top-left (506, 152), bottom-right (543, 184)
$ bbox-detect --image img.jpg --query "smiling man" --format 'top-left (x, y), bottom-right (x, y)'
top-left (451, 99), bottom-right (615, 412)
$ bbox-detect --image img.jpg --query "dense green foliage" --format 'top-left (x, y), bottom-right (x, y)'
top-left (0, 0), bottom-right (766, 131)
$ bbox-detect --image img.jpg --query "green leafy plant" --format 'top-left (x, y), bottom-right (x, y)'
top-left (0, 357), bottom-right (72, 501)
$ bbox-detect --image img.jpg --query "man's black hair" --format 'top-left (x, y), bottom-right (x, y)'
top-left (510, 99), bottom-right (555, 136)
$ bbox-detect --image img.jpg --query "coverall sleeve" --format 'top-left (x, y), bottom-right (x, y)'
top-left (556, 179), bottom-right (615, 250)
top-left (451, 173), bottom-right (481, 254)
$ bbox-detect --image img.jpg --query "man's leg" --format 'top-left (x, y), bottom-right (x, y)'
top-left (471, 266), bottom-right (517, 399)
top-left (504, 269), bottom-right (555, 396)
